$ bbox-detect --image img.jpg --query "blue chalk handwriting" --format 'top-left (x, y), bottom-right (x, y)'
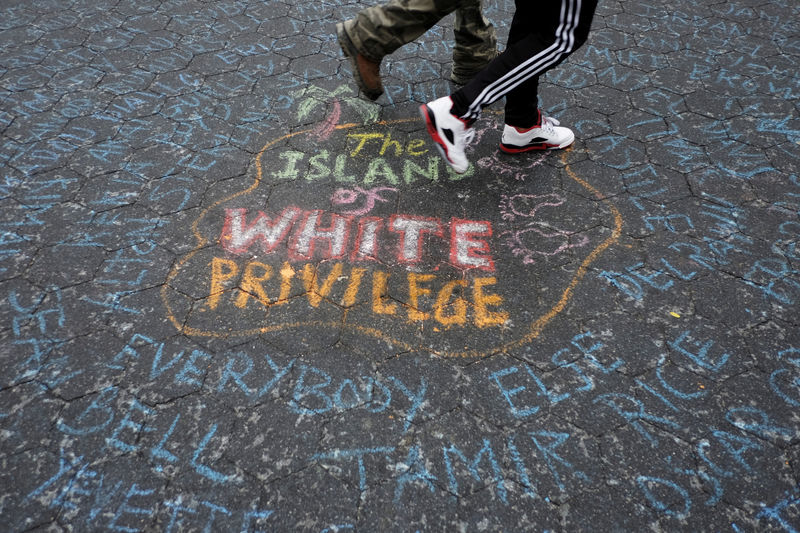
top-left (725, 406), bottom-right (797, 443)
top-left (743, 258), bottom-right (800, 305)
top-left (636, 476), bottom-right (691, 519)
top-left (667, 330), bottom-right (730, 373)
top-left (443, 439), bottom-right (508, 504)
top-left (593, 393), bottom-right (680, 447)
top-left (108, 483), bottom-right (155, 533)
top-left (393, 446), bottom-right (437, 503)
top-left (27, 452), bottom-right (273, 531)
top-left (598, 261), bottom-right (674, 300)
top-left (770, 347), bottom-right (800, 407)
top-left (490, 331), bottom-right (621, 418)
top-left (529, 431), bottom-right (589, 492)
top-left (288, 364), bottom-right (425, 432)
top-left (757, 485), bottom-right (800, 533)
top-left (312, 447), bottom-right (395, 492)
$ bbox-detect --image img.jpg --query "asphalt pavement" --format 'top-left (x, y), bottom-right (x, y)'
top-left (1, 0), bottom-right (799, 530)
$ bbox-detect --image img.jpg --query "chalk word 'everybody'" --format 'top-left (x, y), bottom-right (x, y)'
top-left (57, 348), bottom-right (427, 483)
top-left (107, 339), bottom-right (429, 424)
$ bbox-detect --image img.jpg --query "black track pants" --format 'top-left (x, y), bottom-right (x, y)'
top-left (451, 0), bottom-right (598, 128)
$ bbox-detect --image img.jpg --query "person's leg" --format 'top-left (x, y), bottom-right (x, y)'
top-left (421, 0), bottom-right (598, 172)
top-left (338, 0), bottom-right (461, 99)
top-left (498, 0), bottom-right (597, 151)
top-left (343, 0), bottom-right (461, 61)
top-left (501, 0), bottom-right (541, 129)
top-left (451, 0), bottom-right (497, 85)
top-left (450, 0), bottom-right (598, 122)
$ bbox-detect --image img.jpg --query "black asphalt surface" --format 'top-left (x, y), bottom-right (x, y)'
top-left (2, 0), bottom-right (799, 530)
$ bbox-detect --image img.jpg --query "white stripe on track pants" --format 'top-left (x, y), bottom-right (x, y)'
top-left (451, 0), bottom-right (598, 128)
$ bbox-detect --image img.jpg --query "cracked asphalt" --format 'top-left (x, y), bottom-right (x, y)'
top-left (2, 0), bottom-right (800, 530)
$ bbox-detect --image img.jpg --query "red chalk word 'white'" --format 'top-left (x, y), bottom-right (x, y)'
top-left (220, 207), bottom-right (495, 271)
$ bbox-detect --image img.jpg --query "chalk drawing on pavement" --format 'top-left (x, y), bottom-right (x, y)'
top-left (161, 116), bottom-right (623, 357)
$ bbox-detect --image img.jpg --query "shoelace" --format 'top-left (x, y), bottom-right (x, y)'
top-left (460, 128), bottom-right (475, 148)
top-left (540, 115), bottom-right (561, 135)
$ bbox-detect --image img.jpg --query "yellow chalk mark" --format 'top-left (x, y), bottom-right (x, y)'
top-left (208, 257), bottom-right (238, 310)
top-left (371, 270), bottom-right (397, 315)
top-left (236, 261), bottom-right (273, 308)
top-left (472, 277), bottom-right (509, 329)
top-left (407, 273), bottom-right (435, 322)
top-left (276, 262), bottom-right (295, 305)
top-left (433, 279), bottom-right (468, 327)
top-left (342, 267), bottom-right (366, 307)
top-left (302, 263), bottom-right (343, 308)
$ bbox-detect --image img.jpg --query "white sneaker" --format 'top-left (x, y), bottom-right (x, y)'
top-left (419, 96), bottom-right (474, 174)
top-left (500, 111), bottom-right (575, 153)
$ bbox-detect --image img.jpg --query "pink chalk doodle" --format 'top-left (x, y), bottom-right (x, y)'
top-left (498, 193), bottom-right (589, 264)
top-left (477, 152), bottom-right (549, 181)
top-left (331, 186), bottom-right (398, 216)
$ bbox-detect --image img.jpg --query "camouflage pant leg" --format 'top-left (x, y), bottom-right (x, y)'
top-left (452, 0), bottom-right (497, 76)
top-left (342, 0), bottom-right (496, 70)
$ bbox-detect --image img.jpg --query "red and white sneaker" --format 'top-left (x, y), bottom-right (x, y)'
top-left (419, 96), bottom-right (474, 174)
top-left (500, 111), bottom-right (575, 153)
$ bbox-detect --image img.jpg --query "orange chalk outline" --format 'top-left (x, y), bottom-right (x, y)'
top-left (161, 118), bottom-right (623, 357)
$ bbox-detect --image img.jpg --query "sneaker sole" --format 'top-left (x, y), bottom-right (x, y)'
top-left (336, 23), bottom-right (383, 101)
top-left (499, 136), bottom-right (575, 154)
top-left (419, 104), bottom-right (467, 174)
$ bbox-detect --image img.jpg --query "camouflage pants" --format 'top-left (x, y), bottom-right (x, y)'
top-left (340, 0), bottom-right (497, 76)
